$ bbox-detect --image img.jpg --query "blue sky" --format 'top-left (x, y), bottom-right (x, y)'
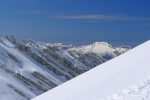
top-left (0, 0), bottom-right (150, 46)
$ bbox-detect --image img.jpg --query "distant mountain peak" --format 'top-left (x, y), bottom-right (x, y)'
top-left (93, 41), bottom-right (111, 47)
top-left (70, 42), bottom-right (129, 57)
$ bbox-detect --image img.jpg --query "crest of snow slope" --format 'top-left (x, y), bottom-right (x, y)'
top-left (32, 40), bottom-right (150, 100)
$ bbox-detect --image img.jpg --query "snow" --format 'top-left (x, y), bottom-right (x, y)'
top-left (0, 38), bottom-right (15, 47)
top-left (0, 38), bottom-right (62, 85)
top-left (0, 82), bottom-right (24, 100)
top-left (0, 38), bottom-right (38, 99)
top-left (56, 50), bottom-right (87, 70)
top-left (71, 42), bottom-right (128, 57)
top-left (32, 40), bottom-right (150, 100)
top-left (103, 76), bottom-right (150, 100)
top-left (0, 62), bottom-right (36, 100)
top-left (0, 37), bottom-right (68, 100)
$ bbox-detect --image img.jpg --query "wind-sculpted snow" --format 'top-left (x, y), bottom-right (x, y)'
top-left (0, 35), bottom-right (129, 100)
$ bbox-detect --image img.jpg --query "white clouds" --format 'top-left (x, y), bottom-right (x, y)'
top-left (54, 15), bottom-right (120, 20)
top-left (21, 11), bottom-right (150, 22)
top-left (52, 14), bottom-right (150, 21)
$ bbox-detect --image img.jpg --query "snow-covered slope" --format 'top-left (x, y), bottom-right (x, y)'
top-left (32, 40), bottom-right (150, 100)
top-left (0, 35), bottom-right (128, 100)
top-left (103, 76), bottom-right (150, 100)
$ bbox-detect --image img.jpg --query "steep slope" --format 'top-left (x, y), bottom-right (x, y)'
top-left (0, 35), bottom-right (129, 100)
top-left (32, 40), bottom-right (150, 100)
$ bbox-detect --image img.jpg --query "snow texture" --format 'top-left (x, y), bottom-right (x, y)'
top-left (103, 76), bottom-right (150, 100)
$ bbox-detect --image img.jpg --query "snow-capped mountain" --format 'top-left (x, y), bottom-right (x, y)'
top-left (32, 40), bottom-right (150, 100)
top-left (70, 42), bottom-right (128, 57)
top-left (0, 35), bottom-right (129, 100)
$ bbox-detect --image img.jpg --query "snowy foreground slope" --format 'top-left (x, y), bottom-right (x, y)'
top-left (32, 40), bottom-right (150, 100)
top-left (0, 35), bottom-right (128, 100)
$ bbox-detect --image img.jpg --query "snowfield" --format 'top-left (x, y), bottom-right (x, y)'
top-left (103, 76), bottom-right (150, 100)
top-left (32, 40), bottom-right (150, 100)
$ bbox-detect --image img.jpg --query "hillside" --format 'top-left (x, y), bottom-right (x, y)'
top-left (32, 40), bottom-right (150, 100)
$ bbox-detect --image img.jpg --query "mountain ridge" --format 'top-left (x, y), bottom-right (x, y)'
top-left (0, 35), bottom-right (129, 100)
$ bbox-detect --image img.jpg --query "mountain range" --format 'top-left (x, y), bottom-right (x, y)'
top-left (0, 35), bottom-right (129, 100)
